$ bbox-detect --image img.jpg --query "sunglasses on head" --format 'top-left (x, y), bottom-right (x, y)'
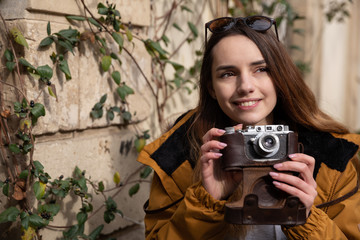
top-left (205, 15), bottom-right (279, 47)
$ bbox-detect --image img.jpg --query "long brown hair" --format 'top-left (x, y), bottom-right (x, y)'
top-left (188, 20), bottom-right (348, 167)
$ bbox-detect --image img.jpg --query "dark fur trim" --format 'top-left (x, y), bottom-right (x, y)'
top-left (298, 129), bottom-right (359, 178)
top-left (151, 114), bottom-right (359, 178)
top-left (150, 113), bottom-right (194, 175)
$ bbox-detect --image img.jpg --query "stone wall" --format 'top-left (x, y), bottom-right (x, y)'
top-left (0, 0), bottom-right (208, 239)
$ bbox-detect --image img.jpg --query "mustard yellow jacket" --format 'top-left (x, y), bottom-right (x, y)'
top-left (137, 110), bottom-right (360, 239)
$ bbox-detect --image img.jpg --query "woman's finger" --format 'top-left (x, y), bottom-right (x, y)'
top-left (269, 171), bottom-right (317, 196)
top-left (202, 128), bottom-right (226, 143)
top-left (272, 180), bottom-right (317, 208)
top-left (200, 140), bottom-right (227, 154)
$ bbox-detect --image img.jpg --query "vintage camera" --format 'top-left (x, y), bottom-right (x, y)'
top-left (220, 125), bottom-right (306, 225)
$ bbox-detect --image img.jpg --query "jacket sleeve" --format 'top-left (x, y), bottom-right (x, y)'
top-left (144, 175), bottom-right (228, 240)
top-left (282, 155), bottom-right (360, 239)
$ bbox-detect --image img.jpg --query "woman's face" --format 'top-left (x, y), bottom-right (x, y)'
top-left (210, 35), bottom-right (277, 126)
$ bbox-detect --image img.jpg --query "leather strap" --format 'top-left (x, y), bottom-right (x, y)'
top-left (143, 197), bottom-right (184, 214)
top-left (316, 182), bottom-right (359, 209)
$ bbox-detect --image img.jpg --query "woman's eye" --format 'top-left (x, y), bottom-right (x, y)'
top-left (255, 67), bottom-right (269, 73)
top-left (220, 72), bottom-right (235, 78)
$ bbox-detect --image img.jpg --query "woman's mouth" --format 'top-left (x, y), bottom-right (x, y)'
top-left (234, 100), bottom-right (260, 109)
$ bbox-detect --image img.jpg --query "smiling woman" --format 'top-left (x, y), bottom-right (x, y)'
top-left (137, 15), bottom-right (360, 240)
top-left (209, 35), bottom-right (277, 127)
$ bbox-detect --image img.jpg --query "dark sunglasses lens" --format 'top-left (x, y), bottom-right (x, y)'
top-left (246, 17), bottom-right (272, 31)
top-left (208, 18), bottom-right (234, 33)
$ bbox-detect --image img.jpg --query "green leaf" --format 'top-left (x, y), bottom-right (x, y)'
top-left (6, 61), bottom-right (16, 71)
top-left (29, 214), bottom-right (48, 228)
top-left (10, 27), bottom-right (29, 49)
top-left (46, 21), bottom-right (51, 35)
top-left (89, 18), bottom-right (102, 28)
top-left (167, 60), bottom-right (185, 73)
top-left (140, 166), bottom-right (152, 179)
top-left (100, 94), bottom-right (107, 104)
top-left (9, 144), bottom-right (21, 153)
top-left (20, 212), bottom-right (29, 230)
top-left (172, 23), bottom-right (183, 32)
top-left (116, 84), bottom-right (134, 101)
top-left (181, 5), bottom-right (193, 12)
top-left (0, 207), bottom-right (20, 223)
top-left (48, 85), bottom-right (57, 99)
top-left (101, 55), bottom-right (112, 72)
top-left (63, 224), bottom-right (79, 238)
top-left (88, 225), bottom-right (104, 240)
top-left (111, 71), bottom-right (121, 85)
top-left (104, 211), bottom-right (115, 223)
top-left (98, 181), bottom-right (104, 192)
top-left (187, 22), bottom-right (198, 38)
top-left (112, 106), bottom-right (121, 113)
top-left (19, 170), bottom-right (29, 179)
top-left (129, 183), bottom-right (140, 197)
top-left (134, 138), bottom-right (146, 153)
top-left (107, 110), bottom-right (114, 121)
top-left (122, 111), bottom-right (132, 121)
top-left (37, 65), bottom-right (53, 80)
top-left (77, 212), bottom-right (87, 225)
top-left (59, 59), bottom-right (71, 80)
top-left (57, 28), bottom-right (79, 39)
top-left (113, 172), bottom-right (120, 186)
top-left (91, 109), bottom-right (103, 119)
top-left (4, 49), bottom-right (14, 61)
top-left (112, 32), bottom-right (124, 49)
top-left (58, 40), bottom-right (74, 54)
top-left (110, 52), bottom-right (119, 59)
top-left (34, 161), bottom-right (44, 171)
top-left (31, 103), bottom-right (46, 118)
top-left (2, 183), bottom-right (9, 196)
top-left (19, 58), bottom-right (35, 70)
top-left (161, 35), bottom-right (170, 46)
top-left (39, 37), bottom-right (54, 48)
top-left (39, 204), bottom-right (60, 216)
top-left (34, 181), bottom-right (46, 200)
top-left (66, 15), bottom-right (86, 21)
top-left (23, 143), bottom-right (33, 153)
top-left (125, 28), bottom-right (133, 41)
top-left (77, 177), bottom-right (88, 192)
top-left (145, 39), bottom-right (168, 58)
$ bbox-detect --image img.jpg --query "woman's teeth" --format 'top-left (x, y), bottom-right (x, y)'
top-left (240, 101), bottom-right (257, 107)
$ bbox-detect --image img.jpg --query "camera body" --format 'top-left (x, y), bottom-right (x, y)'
top-left (220, 125), bottom-right (306, 225)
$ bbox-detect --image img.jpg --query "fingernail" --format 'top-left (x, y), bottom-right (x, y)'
top-left (288, 154), bottom-right (296, 158)
top-left (217, 129), bottom-right (226, 134)
top-left (214, 153), bottom-right (223, 157)
top-left (218, 142), bottom-right (227, 147)
top-left (269, 172), bottom-right (279, 177)
top-left (273, 181), bottom-right (281, 186)
top-left (273, 163), bottom-right (283, 169)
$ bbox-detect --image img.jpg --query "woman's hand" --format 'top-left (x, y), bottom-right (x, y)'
top-left (269, 153), bottom-right (318, 217)
top-left (200, 126), bottom-right (242, 200)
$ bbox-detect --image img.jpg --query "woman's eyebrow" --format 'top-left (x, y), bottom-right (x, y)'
top-left (250, 60), bottom-right (266, 66)
top-left (215, 60), bottom-right (266, 72)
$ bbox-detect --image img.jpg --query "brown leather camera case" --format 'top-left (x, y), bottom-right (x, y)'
top-left (220, 131), bottom-right (307, 225)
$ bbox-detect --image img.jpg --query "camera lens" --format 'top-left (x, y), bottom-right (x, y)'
top-left (263, 136), bottom-right (275, 149)
top-left (253, 133), bottom-right (280, 158)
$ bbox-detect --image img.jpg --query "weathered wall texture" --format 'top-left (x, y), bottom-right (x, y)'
top-left (0, 0), bottom-right (208, 239)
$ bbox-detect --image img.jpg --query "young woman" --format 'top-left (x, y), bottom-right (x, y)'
top-left (137, 16), bottom-right (360, 239)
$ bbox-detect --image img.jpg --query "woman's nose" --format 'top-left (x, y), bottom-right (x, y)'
top-left (236, 74), bottom-right (255, 94)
